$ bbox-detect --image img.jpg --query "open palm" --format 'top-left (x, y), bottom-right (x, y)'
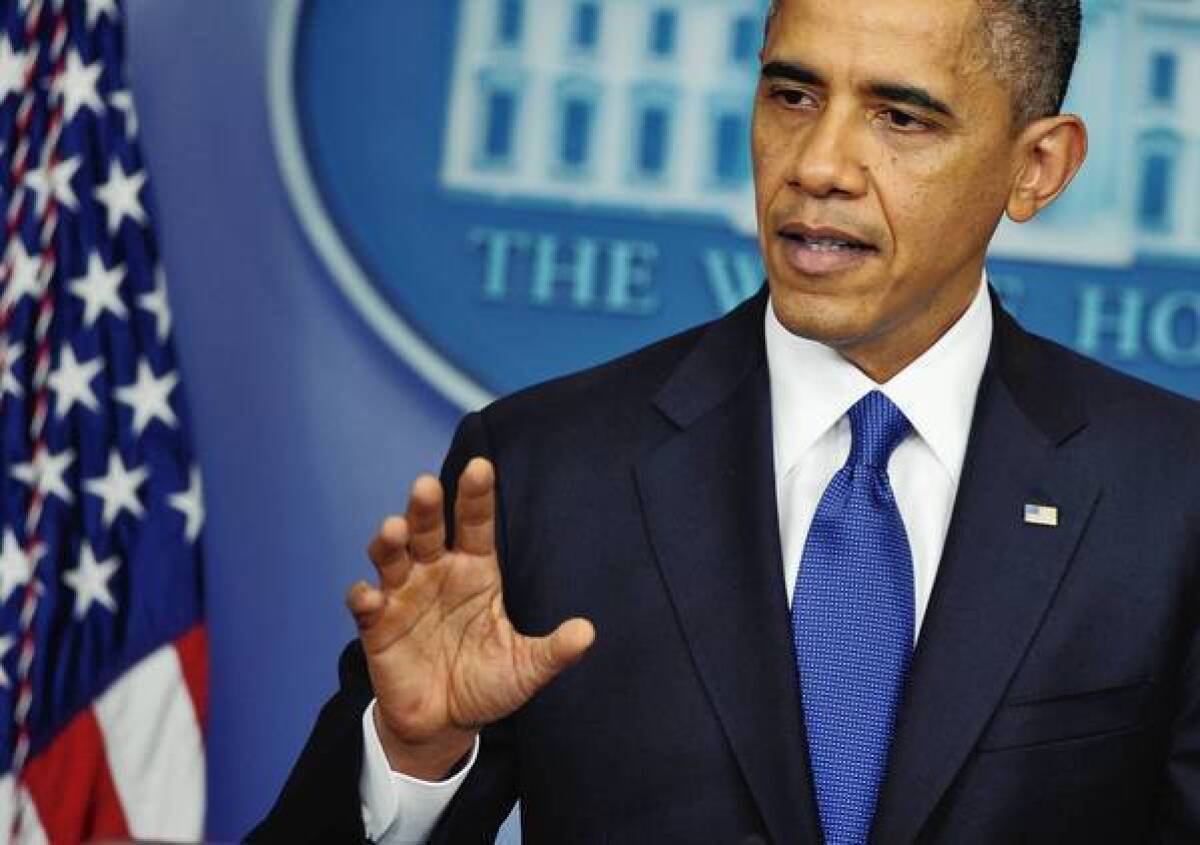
top-left (347, 458), bottom-right (594, 778)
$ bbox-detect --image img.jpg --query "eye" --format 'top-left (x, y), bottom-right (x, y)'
top-left (770, 87), bottom-right (817, 109)
top-left (881, 108), bottom-right (931, 131)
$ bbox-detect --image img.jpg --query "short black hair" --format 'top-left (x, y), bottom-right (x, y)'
top-left (976, 0), bottom-right (1082, 125)
top-left (763, 0), bottom-right (1083, 127)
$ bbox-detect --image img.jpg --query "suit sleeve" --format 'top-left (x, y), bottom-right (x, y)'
top-left (1157, 542), bottom-right (1200, 842)
top-left (246, 412), bottom-right (519, 843)
top-left (244, 640), bottom-right (376, 843)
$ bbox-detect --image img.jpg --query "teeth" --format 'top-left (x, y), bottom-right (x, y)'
top-left (800, 237), bottom-right (857, 251)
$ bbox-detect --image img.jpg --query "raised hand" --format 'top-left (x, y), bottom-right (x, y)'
top-left (346, 457), bottom-right (595, 780)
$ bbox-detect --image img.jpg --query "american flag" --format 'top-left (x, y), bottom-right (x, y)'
top-left (0, 0), bottom-right (206, 841)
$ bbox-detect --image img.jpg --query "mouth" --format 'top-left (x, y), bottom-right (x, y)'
top-left (775, 223), bottom-right (878, 276)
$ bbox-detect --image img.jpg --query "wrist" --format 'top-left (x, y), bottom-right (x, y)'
top-left (372, 707), bottom-right (476, 781)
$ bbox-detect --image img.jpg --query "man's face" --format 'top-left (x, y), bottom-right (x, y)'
top-left (753, 0), bottom-right (1020, 379)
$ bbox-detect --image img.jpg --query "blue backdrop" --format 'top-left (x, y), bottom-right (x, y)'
top-left (125, 3), bottom-right (461, 839)
top-left (122, 1), bottom-right (1199, 840)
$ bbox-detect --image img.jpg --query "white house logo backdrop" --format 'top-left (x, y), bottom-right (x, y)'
top-left (269, 0), bottom-right (1200, 409)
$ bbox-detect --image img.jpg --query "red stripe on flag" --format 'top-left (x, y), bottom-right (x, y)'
top-left (174, 624), bottom-right (209, 731)
top-left (23, 705), bottom-right (130, 843)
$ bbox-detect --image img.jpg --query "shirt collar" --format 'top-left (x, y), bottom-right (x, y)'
top-left (765, 276), bottom-right (993, 485)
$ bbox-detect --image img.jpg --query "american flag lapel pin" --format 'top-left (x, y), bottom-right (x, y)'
top-left (1024, 503), bottom-right (1059, 527)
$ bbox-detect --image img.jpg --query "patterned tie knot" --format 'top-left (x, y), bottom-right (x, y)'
top-left (847, 390), bottom-right (911, 470)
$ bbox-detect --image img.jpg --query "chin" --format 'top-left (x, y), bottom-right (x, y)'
top-left (770, 287), bottom-right (879, 345)
top-left (776, 312), bottom-right (875, 354)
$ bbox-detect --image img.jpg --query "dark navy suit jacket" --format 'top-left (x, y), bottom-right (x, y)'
top-left (252, 289), bottom-right (1200, 843)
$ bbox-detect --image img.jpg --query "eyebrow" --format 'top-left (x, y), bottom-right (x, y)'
top-left (761, 60), bottom-right (823, 86)
top-left (868, 82), bottom-right (956, 119)
top-left (760, 60), bottom-right (957, 120)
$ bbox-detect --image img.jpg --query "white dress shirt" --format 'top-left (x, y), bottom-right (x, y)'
top-left (360, 278), bottom-right (994, 843)
top-left (359, 701), bottom-right (479, 843)
top-left (768, 278), bottom-right (992, 631)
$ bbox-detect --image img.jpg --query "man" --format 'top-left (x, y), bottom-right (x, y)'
top-left (253, 0), bottom-right (1200, 841)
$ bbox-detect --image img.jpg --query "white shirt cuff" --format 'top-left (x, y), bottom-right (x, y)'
top-left (359, 699), bottom-right (479, 844)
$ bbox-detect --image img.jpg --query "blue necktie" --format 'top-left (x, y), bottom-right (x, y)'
top-left (792, 390), bottom-right (915, 845)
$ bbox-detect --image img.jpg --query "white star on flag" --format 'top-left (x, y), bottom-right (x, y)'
top-left (55, 49), bottom-right (104, 122)
top-left (109, 89), bottom-right (138, 137)
top-left (49, 344), bottom-right (104, 418)
top-left (0, 636), bottom-right (13, 688)
top-left (86, 0), bottom-right (119, 29)
top-left (1, 341), bottom-right (23, 400)
top-left (11, 446), bottom-right (76, 505)
top-left (84, 450), bottom-right (148, 527)
top-left (0, 35), bottom-right (30, 103)
top-left (0, 529), bottom-right (36, 603)
top-left (2, 239), bottom-right (45, 310)
top-left (94, 159), bottom-right (146, 233)
top-left (115, 360), bottom-right (178, 436)
top-left (62, 543), bottom-right (120, 618)
top-left (138, 267), bottom-right (172, 343)
top-left (70, 251), bottom-right (128, 327)
top-left (25, 154), bottom-right (81, 213)
top-left (169, 468), bottom-right (205, 544)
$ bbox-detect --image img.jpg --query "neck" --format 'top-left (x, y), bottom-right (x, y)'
top-left (838, 285), bottom-right (982, 384)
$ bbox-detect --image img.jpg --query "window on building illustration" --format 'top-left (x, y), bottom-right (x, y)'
top-left (638, 106), bottom-right (670, 176)
top-left (1139, 152), bottom-right (1173, 231)
top-left (496, 0), bottom-right (523, 46)
top-left (561, 97), bottom-right (594, 169)
top-left (483, 88), bottom-right (518, 163)
top-left (573, 2), bottom-right (601, 50)
top-left (715, 112), bottom-right (748, 186)
top-left (650, 9), bottom-right (677, 57)
top-left (731, 15), bottom-right (758, 63)
top-left (1149, 52), bottom-right (1177, 104)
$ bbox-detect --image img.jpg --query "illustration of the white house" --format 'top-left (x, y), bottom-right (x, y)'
top-left (440, 0), bottom-right (1200, 267)
top-left (440, 0), bottom-right (766, 234)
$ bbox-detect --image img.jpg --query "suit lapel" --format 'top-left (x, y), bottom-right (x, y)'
top-left (872, 302), bottom-right (1103, 843)
top-left (635, 290), bottom-right (822, 845)
top-left (631, 291), bottom-right (1100, 843)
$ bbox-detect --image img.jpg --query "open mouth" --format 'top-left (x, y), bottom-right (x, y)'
top-left (776, 225), bottom-right (878, 274)
top-left (778, 226), bottom-right (876, 254)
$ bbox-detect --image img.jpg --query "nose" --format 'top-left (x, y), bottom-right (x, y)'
top-left (788, 105), bottom-right (868, 199)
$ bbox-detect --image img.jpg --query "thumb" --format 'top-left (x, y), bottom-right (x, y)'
top-left (527, 617), bottom-right (595, 686)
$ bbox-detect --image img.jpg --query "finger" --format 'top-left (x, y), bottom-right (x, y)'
top-left (367, 515), bottom-right (414, 590)
top-left (547, 617), bottom-right (596, 668)
top-left (346, 580), bottom-right (386, 632)
top-left (525, 617), bottom-right (595, 688)
top-left (406, 474), bottom-right (446, 563)
top-left (454, 458), bottom-right (496, 556)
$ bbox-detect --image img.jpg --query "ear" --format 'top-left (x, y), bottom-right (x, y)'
top-left (1006, 114), bottom-right (1088, 223)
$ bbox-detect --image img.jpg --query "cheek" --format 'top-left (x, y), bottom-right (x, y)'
top-left (751, 114), bottom-right (797, 198)
top-left (751, 129), bottom-right (779, 189)
top-left (876, 152), bottom-right (1007, 261)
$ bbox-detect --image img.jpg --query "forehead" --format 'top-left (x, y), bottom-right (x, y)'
top-left (766, 0), bottom-right (990, 92)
